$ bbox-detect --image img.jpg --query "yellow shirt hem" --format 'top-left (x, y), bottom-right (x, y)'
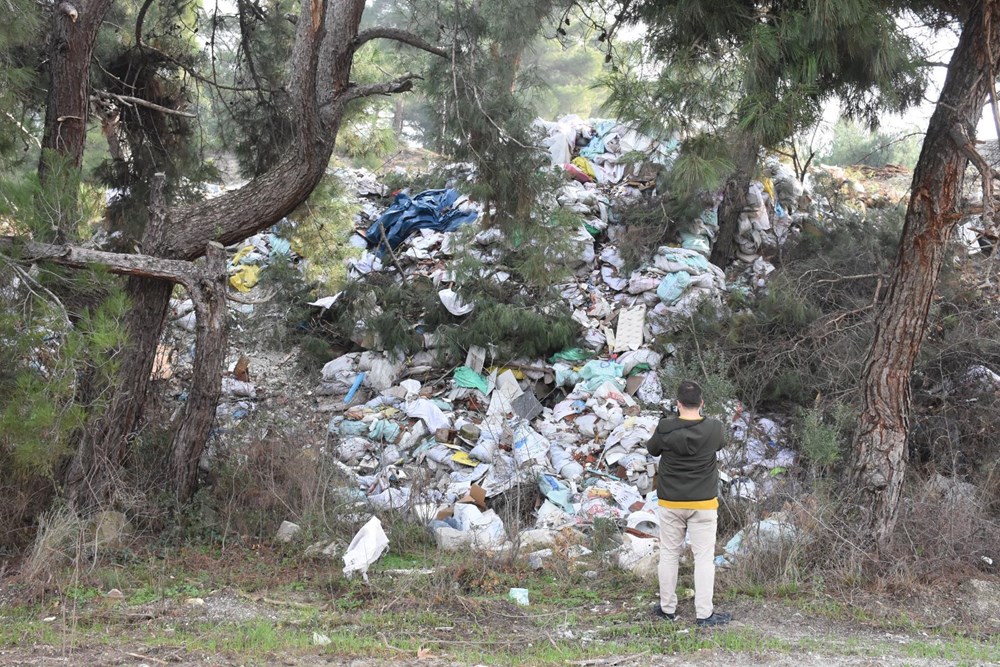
top-left (658, 498), bottom-right (719, 510)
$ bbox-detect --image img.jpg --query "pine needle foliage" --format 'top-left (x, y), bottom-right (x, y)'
top-left (91, 0), bottom-right (218, 246)
top-left (0, 0), bottom-right (42, 167)
top-left (604, 0), bottom-right (927, 210)
top-left (0, 259), bottom-right (128, 481)
top-left (285, 175), bottom-right (363, 294)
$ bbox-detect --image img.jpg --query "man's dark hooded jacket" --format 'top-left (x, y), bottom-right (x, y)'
top-left (646, 416), bottom-right (726, 508)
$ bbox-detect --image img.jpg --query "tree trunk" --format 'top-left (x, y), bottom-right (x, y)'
top-left (850, 4), bottom-right (1000, 551)
top-left (62, 0), bottom-right (372, 510)
top-left (168, 243), bottom-right (228, 502)
top-left (4, 234), bottom-right (225, 507)
top-left (710, 136), bottom-right (758, 269)
top-left (393, 97), bottom-right (404, 136)
top-left (38, 0), bottom-right (115, 241)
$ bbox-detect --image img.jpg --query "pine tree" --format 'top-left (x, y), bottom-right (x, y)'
top-left (606, 0), bottom-right (926, 267)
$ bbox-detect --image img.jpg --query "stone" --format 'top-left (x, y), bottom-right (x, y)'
top-left (275, 521), bottom-right (301, 543)
top-left (526, 548), bottom-right (553, 570)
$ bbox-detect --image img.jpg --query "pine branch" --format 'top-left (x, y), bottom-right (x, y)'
top-left (342, 73), bottom-right (421, 103)
top-left (92, 90), bottom-right (196, 118)
top-left (353, 27), bottom-right (447, 58)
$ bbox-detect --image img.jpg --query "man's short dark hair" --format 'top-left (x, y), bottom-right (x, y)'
top-left (676, 380), bottom-right (703, 409)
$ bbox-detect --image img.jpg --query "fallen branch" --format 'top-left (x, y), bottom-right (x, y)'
top-left (1, 237), bottom-right (208, 290)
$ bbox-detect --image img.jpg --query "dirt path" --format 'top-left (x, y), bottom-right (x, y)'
top-left (0, 591), bottom-right (992, 667)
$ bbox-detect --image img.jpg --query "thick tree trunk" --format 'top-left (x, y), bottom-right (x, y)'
top-left (710, 136), bottom-right (759, 269)
top-left (850, 5), bottom-right (1000, 551)
top-left (38, 0), bottom-right (115, 240)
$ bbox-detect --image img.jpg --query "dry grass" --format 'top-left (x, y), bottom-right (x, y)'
top-left (21, 506), bottom-right (82, 587)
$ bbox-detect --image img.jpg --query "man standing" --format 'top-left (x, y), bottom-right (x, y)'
top-left (645, 380), bottom-right (730, 626)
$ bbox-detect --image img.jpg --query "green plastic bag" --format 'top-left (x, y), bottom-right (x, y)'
top-left (453, 366), bottom-right (489, 394)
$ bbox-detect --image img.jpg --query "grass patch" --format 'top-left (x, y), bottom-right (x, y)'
top-left (2, 542), bottom-right (996, 666)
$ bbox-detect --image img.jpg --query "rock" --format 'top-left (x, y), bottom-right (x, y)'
top-left (625, 552), bottom-right (659, 581)
top-left (184, 597), bottom-right (205, 606)
top-left (105, 588), bottom-right (124, 599)
top-left (930, 474), bottom-right (979, 505)
top-left (519, 529), bottom-right (557, 550)
top-left (312, 632), bottom-right (332, 646)
top-left (527, 548), bottom-right (553, 570)
top-left (275, 521), bottom-right (301, 543)
top-left (961, 579), bottom-right (1000, 622)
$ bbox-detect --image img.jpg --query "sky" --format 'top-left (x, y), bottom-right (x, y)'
top-left (869, 18), bottom-right (997, 141)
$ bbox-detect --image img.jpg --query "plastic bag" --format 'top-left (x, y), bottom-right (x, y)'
top-left (454, 366), bottom-right (489, 394)
top-left (512, 423), bottom-right (551, 467)
top-left (343, 516), bottom-right (389, 581)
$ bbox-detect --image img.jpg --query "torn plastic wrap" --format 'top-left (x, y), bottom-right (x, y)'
top-left (343, 516), bottom-right (390, 581)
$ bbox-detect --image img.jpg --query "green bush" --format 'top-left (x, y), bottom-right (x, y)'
top-left (819, 120), bottom-right (922, 168)
top-left (795, 406), bottom-right (846, 471)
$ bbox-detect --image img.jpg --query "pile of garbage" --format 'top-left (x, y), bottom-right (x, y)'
top-left (165, 119), bottom-right (818, 577)
top-left (316, 338), bottom-right (799, 576)
top-left (287, 143), bottom-right (805, 576)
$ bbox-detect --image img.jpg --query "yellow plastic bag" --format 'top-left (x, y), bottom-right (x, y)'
top-left (761, 177), bottom-right (776, 204)
top-left (230, 245), bottom-right (255, 266)
top-left (571, 156), bottom-right (596, 181)
top-left (229, 265), bottom-right (261, 292)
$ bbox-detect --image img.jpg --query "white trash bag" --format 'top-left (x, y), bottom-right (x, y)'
top-left (343, 516), bottom-right (389, 581)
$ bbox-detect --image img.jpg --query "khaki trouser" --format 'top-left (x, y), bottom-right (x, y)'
top-left (657, 506), bottom-right (717, 619)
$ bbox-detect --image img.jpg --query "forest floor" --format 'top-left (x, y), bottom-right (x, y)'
top-left (1, 543), bottom-right (998, 667)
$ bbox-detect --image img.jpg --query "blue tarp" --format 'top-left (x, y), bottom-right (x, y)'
top-left (367, 188), bottom-right (479, 256)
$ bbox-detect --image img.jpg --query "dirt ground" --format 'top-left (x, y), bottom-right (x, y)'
top-left (1, 588), bottom-right (995, 667)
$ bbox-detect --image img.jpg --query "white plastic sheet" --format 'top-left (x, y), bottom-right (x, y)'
top-left (343, 516), bottom-right (390, 581)
top-left (406, 398), bottom-right (451, 432)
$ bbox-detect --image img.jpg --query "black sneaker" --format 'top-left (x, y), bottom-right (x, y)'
top-left (696, 611), bottom-right (731, 627)
top-left (651, 603), bottom-right (676, 620)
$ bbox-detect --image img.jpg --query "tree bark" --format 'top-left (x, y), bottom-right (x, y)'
top-left (168, 243), bottom-right (228, 502)
top-left (38, 0), bottom-right (115, 241)
top-left (710, 136), bottom-right (759, 269)
top-left (850, 4), bottom-right (1000, 551)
